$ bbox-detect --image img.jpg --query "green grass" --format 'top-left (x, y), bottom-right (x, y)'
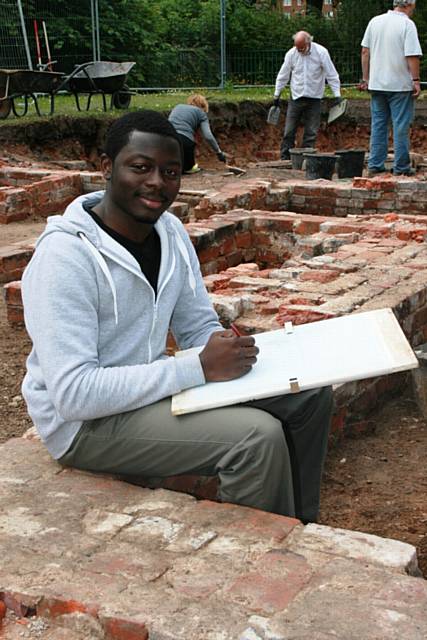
top-left (0, 85), bottom-right (378, 126)
top-left (2, 85), bottom-right (425, 126)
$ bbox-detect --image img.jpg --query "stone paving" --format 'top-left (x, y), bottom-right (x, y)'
top-left (1, 435), bottom-right (426, 639)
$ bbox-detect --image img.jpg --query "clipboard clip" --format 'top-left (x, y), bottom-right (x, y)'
top-left (284, 321), bottom-right (294, 334)
top-left (289, 377), bottom-right (300, 393)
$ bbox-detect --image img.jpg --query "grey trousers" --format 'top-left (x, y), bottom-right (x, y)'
top-left (59, 386), bottom-right (333, 523)
top-left (280, 97), bottom-right (322, 159)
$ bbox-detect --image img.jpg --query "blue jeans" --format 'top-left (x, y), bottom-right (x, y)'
top-left (280, 97), bottom-right (321, 159)
top-left (369, 91), bottom-right (415, 174)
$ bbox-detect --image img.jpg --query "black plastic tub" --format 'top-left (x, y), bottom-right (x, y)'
top-left (335, 149), bottom-right (366, 179)
top-left (304, 153), bottom-right (337, 180)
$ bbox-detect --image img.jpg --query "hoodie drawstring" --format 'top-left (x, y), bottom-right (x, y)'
top-left (78, 232), bottom-right (119, 325)
top-left (173, 230), bottom-right (197, 295)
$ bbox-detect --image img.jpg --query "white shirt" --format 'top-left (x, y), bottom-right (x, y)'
top-left (361, 10), bottom-right (422, 92)
top-left (274, 42), bottom-right (341, 100)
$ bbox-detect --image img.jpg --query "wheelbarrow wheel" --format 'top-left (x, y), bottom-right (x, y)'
top-left (0, 97), bottom-right (12, 120)
top-left (112, 85), bottom-right (131, 110)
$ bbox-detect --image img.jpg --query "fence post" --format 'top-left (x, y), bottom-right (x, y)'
top-left (90, 0), bottom-right (100, 62)
top-left (220, 0), bottom-right (226, 88)
top-left (16, 0), bottom-right (32, 69)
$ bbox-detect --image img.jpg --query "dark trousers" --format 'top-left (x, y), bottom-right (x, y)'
top-left (179, 134), bottom-right (196, 172)
top-left (280, 97), bottom-right (322, 159)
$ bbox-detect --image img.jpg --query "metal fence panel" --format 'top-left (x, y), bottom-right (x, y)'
top-left (0, 2), bottom-right (362, 89)
top-left (228, 48), bottom-right (361, 87)
top-left (0, 1), bottom-right (30, 69)
top-left (0, 1), bottom-right (94, 73)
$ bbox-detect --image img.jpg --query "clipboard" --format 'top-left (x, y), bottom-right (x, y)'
top-left (171, 308), bottom-right (418, 416)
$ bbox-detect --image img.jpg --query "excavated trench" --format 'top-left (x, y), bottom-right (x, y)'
top-left (1, 99), bottom-right (427, 170)
top-left (0, 100), bottom-right (427, 584)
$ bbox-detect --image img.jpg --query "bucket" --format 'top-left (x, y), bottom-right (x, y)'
top-left (304, 153), bottom-right (336, 180)
top-left (289, 147), bottom-right (316, 170)
top-left (335, 149), bottom-right (366, 179)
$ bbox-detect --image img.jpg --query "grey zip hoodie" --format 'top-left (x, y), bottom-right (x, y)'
top-left (21, 192), bottom-right (222, 459)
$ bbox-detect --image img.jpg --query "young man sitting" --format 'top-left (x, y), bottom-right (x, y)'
top-left (21, 110), bottom-right (333, 524)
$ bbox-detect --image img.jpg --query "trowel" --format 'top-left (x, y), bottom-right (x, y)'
top-left (225, 164), bottom-right (246, 176)
top-left (327, 98), bottom-right (348, 125)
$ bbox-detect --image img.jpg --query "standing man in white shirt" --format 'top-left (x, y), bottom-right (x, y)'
top-left (273, 31), bottom-right (341, 160)
top-left (361, 0), bottom-right (422, 177)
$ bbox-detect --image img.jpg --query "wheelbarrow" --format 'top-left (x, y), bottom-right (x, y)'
top-left (0, 68), bottom-right (64, 119)
top-left (61, 60), bottom-right (136, 112)
top-left (0, 60), bottom-right (135, 120)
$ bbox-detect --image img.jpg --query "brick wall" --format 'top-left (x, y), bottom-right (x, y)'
top-left (0, 168), bottom-right (83, 223)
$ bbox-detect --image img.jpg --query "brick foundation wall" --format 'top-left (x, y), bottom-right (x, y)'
top-left (288, 176), bottom-right (427, 217)
top-left (0, 168), bottom-right (82, 223)
top-left (4, 207), bottom-right (427, 462)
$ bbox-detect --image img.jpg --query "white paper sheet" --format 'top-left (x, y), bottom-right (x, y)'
top-left (171, 308), bottom-right (418, 416)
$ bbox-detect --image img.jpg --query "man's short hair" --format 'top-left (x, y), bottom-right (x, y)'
top-left (393, 0), bottom-right (416, 6)
top-left (104, 110), bottom-right (183, 162)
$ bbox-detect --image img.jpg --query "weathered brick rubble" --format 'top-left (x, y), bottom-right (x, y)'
top-left (1, 436), bottom-right (426, 640)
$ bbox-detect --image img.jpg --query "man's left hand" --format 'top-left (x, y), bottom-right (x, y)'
top-left (413, 80), bottom-right (421, 99)
top-left (331, 97), bottom-right (342, 107)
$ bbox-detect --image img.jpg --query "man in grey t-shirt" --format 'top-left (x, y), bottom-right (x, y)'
top-left (361, 0), bottom-right (422, 176)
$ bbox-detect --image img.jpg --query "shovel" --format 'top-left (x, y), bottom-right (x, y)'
top-left (327, 98), bottom-right (348, 124)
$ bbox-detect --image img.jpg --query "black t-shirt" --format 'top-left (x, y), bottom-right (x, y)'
top-left (83, 199), bottom-right (161, 295)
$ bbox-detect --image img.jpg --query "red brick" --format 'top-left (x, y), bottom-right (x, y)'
top-left (3, 281), bottom-right (22, 305)
top-left (219, 236), bottom-right (236, 255)
top-left (6, 305), bottom-right (24, 326)
top-left (1, 591), bottom-right (38, 617)
top-left (198, 245), bottom-right (220, 263)
top-left (102, 616), bottom-right (149, 640)
top-left (229, 510), bottom-right (299, 543)
top-left (294, 220), bottom-right (321, 235)
top-left (299, 270), bottom-right (339, 283)
top-left (226, 251), bottom-right (243, 268)
top-left (397, 229), bottom-right (411, 241)
top-left (37, 597), bottom-right (99, 619)
top-left (227, 550), bottom-right (312, 614)
top-left (235, 231), bottom-right (252, 248)
top-left (331, 408), bottom-right (347, 435)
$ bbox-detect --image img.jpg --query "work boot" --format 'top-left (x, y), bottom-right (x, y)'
top-left (367, 167), bottom-right (386, 177)
top-left (393, 168), bottom-right (416, 177)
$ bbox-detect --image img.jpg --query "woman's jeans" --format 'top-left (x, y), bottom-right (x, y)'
top-left (369, 91), bottom-right (414, 174)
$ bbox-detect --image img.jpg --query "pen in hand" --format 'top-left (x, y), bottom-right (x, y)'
top-left (230, 323), bottom-right (242, 337)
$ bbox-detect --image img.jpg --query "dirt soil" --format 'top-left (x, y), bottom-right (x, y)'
top-left (1, 133), bottom-right (426, 581)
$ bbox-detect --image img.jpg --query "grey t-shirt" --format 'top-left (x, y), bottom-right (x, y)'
top-left (168, 104), bottom-right (221, 153)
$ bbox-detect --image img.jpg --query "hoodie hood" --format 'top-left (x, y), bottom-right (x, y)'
top-left (38, 191), bottom-right (197, 324)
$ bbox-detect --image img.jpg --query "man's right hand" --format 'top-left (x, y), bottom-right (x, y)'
top-left (199, 330), bottom-right (259, 382)
top-left (273, 97), bottom-right (280, 108)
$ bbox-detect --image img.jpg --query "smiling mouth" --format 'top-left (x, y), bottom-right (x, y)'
top-left (137, 194), bottom-right (166, 209)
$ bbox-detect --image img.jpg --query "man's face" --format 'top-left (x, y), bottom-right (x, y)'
top-left (102, 131), bottom-right (182, 227)
top-left (407, 2), bottom-right (416, 17)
